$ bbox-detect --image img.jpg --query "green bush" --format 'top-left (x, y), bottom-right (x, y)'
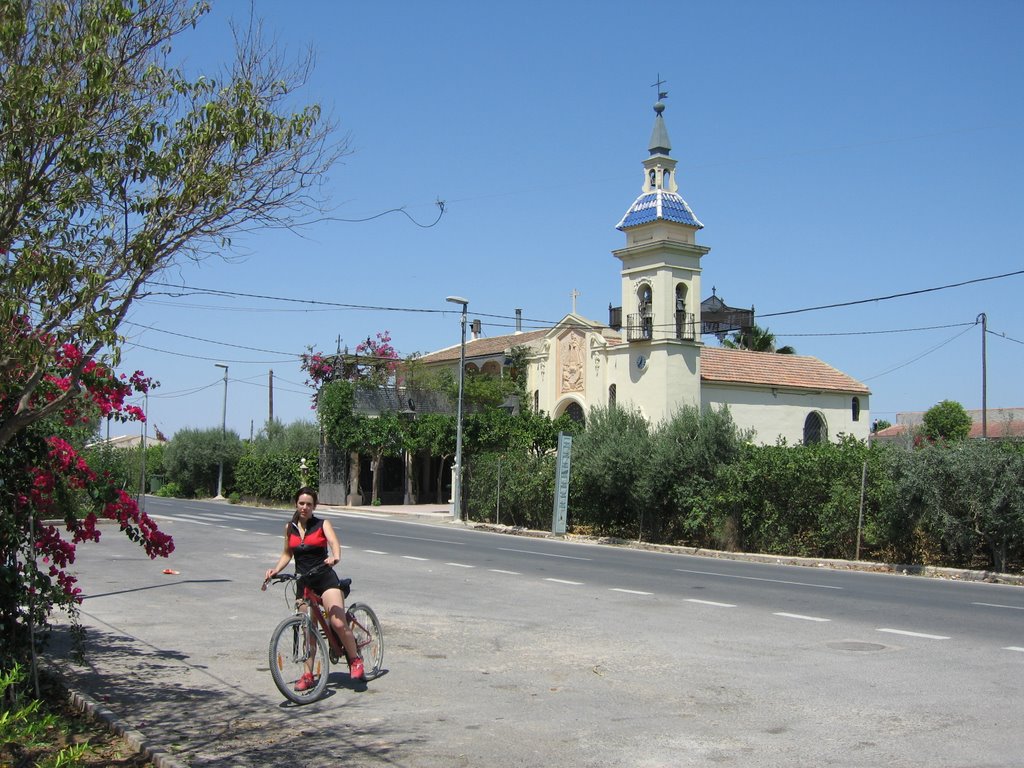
top-left (234, 449), bottom-right (319, 503)
top-left (81, 442), bottom-right (165, 494)
top-left (154, 481), bottom-right (182, 498)
top-left (163, 428), bottom-right (244, 497)
top-left (569, 405), bottom-right (651, 538)
top-left (640, 405), bottom-right (749, 545)
top-left (466, 451), bottom-right (557, 529)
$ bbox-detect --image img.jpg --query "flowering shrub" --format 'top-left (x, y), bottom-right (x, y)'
top-left (300, 330), bottom-right (401, 406)
top-left (0, 329), bottom-right (173, 668)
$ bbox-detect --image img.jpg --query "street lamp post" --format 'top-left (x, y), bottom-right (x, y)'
top-left (214, 363), bottom-right (228, 499)
top-left (445, 296), bottom-right (469, 520)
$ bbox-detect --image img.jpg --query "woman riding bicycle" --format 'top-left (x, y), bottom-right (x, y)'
top-left (264, 486), bottom-right (365, 688)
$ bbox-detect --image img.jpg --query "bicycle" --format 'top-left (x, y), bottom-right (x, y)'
top-left (262, 571), bottom-right (384, 704)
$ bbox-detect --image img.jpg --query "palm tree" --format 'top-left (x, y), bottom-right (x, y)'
top-left (722, 324), bottom-right (795, 354)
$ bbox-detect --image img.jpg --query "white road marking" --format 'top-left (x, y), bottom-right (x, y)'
top-left (161, 517), bottom-right (211, 525)
top-left (545, 578), bottom-right (583, 585)
top-left (774, 612), bottom-right (830, 622)
top-left (375, 532), bottom-right (465, 545)
top-left (333, 511), bottom-right (389, 519)
top-left (675, 568), bottom-right (842, 590)
top-left (685, 599), bottom-right (736, 608)
top-left (500, 547), bottom-right (591, 561)
top-left (973, 602), bottom-right (1024, 611)
top-left (877, 628), bottom-right (950, 640)
top-left (1004, 646), bottom-right (1024, 653)
top-left (446, 562), bottom-right (475, 568)
top-left (611, 588), bottom-right (653, 596)
top-left (363, 550), bottom-right (389, 555)
top-left (402, 556), bottom-right (430, 561)
top-left (489, 569), bottom-right (521, 575)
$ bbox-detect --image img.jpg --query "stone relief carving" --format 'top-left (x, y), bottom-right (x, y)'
top-left (559, 331), bottom-right (585, 394)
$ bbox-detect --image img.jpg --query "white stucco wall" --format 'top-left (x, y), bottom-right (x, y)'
top-left (701, 384), bottom-right (870, 445)
top-left (606, 342), bottom-right (700, 424)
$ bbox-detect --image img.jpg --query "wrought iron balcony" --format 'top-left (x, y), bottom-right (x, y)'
top-left (675, 310), bottom-right (697, 341)
top-left (626, 313), bottom-right (653, 342)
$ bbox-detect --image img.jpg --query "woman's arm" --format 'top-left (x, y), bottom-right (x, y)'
top-left (322, 519), bottom-right (341, 567)
top-left (264, 524), bottom-right (294, 581)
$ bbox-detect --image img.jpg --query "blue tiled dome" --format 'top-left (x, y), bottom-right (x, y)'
top-left (616, 189), bottom-right (703, 231)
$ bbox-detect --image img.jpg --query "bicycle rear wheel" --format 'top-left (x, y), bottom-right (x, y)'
top-left (347, 602), bottom-right (384, 679)
top-left (268, 614), bottom-right (330, 704)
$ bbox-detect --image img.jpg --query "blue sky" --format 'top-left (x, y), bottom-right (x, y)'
top-left (116, 0), bottom-right (1024, 440)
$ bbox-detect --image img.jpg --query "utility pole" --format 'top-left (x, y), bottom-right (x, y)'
top-left (268, 368), bottom-right (274, 425)
top-left (978, 313), bottom-right (988, 439)
top-left (214, 363), bottom-right (228, 499)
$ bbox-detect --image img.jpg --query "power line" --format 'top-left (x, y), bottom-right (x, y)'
top-left (125, 342), bottom-right (297, 364)
top-left (124, 321), bottom-right (301, 356)
top-left (145, 268), bottom-right (1024, 330)
top-left (856, 325), bottom-right (974, 382)
top-left (759, 269), bottom-right (1024, 318)
top-left (144, 280), bottom-right (447, 315)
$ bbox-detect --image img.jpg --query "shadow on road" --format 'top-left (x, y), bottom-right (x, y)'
top-left (47, 623), bottom-right (422, 767)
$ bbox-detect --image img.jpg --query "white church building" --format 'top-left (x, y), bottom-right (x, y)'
top-left (421, 99), bottom-right (870, 446)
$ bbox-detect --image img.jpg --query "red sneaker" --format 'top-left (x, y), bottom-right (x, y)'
top-left (294, 672), bottom-right (316, 691)
top-left (349, 657), bottom-right (366, 681)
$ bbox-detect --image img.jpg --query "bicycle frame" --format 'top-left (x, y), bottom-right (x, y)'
top-left (287, 579), bottom-right (377, 663)
top-left (295, 585), bottom-right (348, 662)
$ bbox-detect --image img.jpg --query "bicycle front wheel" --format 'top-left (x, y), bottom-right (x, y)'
top-left (347, 602), bottom-right (384, 679)
top-left (268, 614), bottom-right (330, 704)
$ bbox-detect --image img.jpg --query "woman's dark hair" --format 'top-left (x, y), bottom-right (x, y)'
top-left (291, 486), bottom-right (319, 525)
top-left (293, 486), bottom-right (319, 505)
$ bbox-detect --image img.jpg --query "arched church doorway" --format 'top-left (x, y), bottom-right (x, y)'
top-left (561, 401), bottom-right (585, 426)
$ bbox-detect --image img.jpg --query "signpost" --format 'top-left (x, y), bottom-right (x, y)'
top-left (552, 431), bottom-right (572, 535)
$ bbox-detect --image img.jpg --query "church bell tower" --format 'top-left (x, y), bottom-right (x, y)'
top-left (610, 90), bottom-right (710, 419)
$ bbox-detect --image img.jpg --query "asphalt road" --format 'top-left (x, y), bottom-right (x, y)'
top-left (47, 497), bottom-right (1024, 767)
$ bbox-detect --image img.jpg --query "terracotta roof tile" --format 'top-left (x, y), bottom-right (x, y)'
top-left (699, 346), bottom-right (869, 394)
top-left (418, 329), bottom-right (548, 364)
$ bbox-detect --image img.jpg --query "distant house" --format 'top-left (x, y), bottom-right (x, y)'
top-left (873, 408), bottom-right (1024, 443)
top-left (86, 433), bottom-right (167, 450)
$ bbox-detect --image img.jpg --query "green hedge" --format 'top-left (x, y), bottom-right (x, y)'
top-left (234, 449), bottom-right (319, 503)
top-left (463, 406), bottom-right (1024, 574)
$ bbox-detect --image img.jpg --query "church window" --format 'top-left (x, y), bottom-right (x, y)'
top-left (649, 168), bottom-right (657, 189)
top-left (533, 389), bottom-right (539, 412)
top-left (609, 384), bottom-right (616, 409)
top-left (851, 397), bottom-right (861, 422)
top-left (803, 412), bottom-right (827, 445)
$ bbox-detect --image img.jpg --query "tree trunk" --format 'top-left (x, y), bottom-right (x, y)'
top-left (371, 452), bottom-right (382, 504)
top-left (347, 451), bottom-right (360, 506)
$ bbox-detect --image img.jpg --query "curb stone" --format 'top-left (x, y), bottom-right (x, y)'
top-left (48, 662), bottom-right (188, 768)
top-left (465, 521), bottom-right (1024, 586)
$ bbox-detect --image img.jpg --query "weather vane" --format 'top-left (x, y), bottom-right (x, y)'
top-left (651, 73), bottom-right (668, 101)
